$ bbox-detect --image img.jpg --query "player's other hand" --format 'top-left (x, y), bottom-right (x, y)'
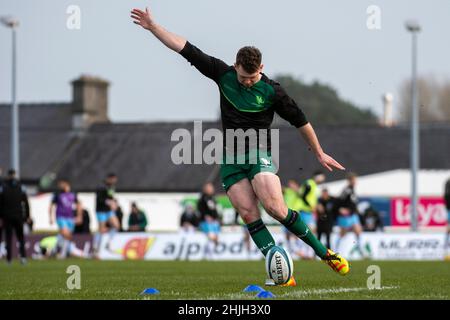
top-left (317, 152), bottom-right (345, 172)
top-left (131, 7), bottom-right (155, 30)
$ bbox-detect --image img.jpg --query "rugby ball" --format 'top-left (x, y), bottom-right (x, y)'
top-left (265, 246), bottom-right (294, 285)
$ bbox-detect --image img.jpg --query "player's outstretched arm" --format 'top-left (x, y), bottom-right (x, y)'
top-left (298, 123), bottom-right (345, 172)
top-left (131, 7), bottom-right (186, 53)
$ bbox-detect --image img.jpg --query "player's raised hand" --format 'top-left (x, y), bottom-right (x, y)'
top-left (317, 152), bottom-right (345, 172)
top-left (131, 7), bottom-right (155, 30)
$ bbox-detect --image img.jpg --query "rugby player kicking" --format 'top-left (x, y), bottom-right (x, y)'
top-left (131, 6), bottom-right (350, 285)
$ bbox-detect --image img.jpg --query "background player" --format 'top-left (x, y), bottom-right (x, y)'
top-left (335, 173), bottom-right (363, 257)
top-left (49, 179), bottom-right (82, 259)
top-left (94, 173), bottom-right (120, 256)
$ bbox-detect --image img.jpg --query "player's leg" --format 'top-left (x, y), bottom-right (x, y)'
top-left (94, 212), bottom-right (109, 254)
top-left (56, 218), bottom-right (73, 258)
top-left (252, 172), bottom-right (349, 275)
top-left (299, 211), bottom-right (317, 259)
top-left (284, 228), bottom-right (294, 254)
top-left (251, 173), bottom-right (328, 258)
top-left (0, 219), bottom-right (3, 258)
top-left (13, 218), bottom-right (26, 264)
top-left (335, 225), bottom-right (347, 252)
top-left (58, 227), bottom-right (72, 259)
top-left (4, 219), bottom-right (13, 263)
top-left (325, 224), bottom-right (332, 250)
top-left (201, 217), bottom-right (219, 260)
top-left (227, 178), bottom-right (275, 256)
top-left (243, 227), bottom-right (251, 255)
top-left (105, 213), bottom-right (119, 250)
top-left (317, 225), bottom-right (323, 245)
top-left (352, 217), bottom-right (364, 256)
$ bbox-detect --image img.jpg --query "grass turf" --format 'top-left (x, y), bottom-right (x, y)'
top-left (0, 259), bottom-right (449, 300)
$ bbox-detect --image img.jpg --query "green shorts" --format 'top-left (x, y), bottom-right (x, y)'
top-left (220, 150), bottom-right (278, 191)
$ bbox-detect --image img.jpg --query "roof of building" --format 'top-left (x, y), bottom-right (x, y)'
top-left (56, 122), bottom-right (450, 192)
top-left (0, 103), bottom-right (74, 181)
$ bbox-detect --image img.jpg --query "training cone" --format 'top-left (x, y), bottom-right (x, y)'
top-left (256, 291), bottom-right (276, 299)
top-left (243, 285), bottom-right (264, 293)
top-left (141, 288), bottom-right (160, 295)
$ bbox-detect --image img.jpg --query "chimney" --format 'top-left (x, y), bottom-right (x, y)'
top-left (382, 93), bottom-right (394, 127)
top-left (71, 75), bottom-right (110, 129)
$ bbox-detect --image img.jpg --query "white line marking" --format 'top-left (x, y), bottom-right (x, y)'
top-left (279, 286), bottom-right (400, 298)
top-left (206, 286), bottom-right (400, 300)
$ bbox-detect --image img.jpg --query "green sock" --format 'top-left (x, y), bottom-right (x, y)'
top-left (246, 219), bottom-right (275, 256)
top-left (282, 209), bottom-right (328, 258)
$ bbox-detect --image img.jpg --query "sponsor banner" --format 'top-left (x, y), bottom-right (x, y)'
top-left (99, 232), bottom-right (265, 261)
top-left (391, 197), bottom-right (447, 227)
top-left (98, 231), bottom-right (446, 261)
top-left (338, 232), bottom-right (445, 260)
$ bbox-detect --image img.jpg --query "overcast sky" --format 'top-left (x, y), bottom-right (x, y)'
top-left (1, 0), bottom-right (449, 122)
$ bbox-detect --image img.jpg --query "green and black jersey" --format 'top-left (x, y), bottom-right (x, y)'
top-left (179, 41), bottom-right (308, 147)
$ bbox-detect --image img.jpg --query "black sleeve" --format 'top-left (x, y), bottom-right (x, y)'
top-left (21, 189), bottom-right (30, 220)
top-left (300, 182), bottom-right (312, 207)
top-left (0, 185), bottom-right (3, 218)
top-left (180, 212), bottom-right (186, 226)
top-left (445, 180), bottom-right (450, 209)
top-left (197, 195), bottom-right (206, 218)
top-left (96, 188), bottom-right (108, 210)
top-left (51, 192), bottom-right (58, 204)
top-left (95, 189), bottom-right (102, 207)
top-left (272, 83), bottom-right (308, 128)
top-left (179, 41), bottom-right (230, 83)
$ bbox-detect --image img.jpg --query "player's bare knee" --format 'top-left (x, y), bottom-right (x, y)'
top-left (264, 200), bottom-right (287, 221)
top-left (239, 208), bottom-right (259, 224)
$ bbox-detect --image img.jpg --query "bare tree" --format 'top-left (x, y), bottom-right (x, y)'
top-left (397, 75), bottom-right (450, 123)
top-left (438, 79), bottom-right (450, 119)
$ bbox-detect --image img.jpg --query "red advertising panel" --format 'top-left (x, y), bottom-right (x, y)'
top-left (391, 197), bottom-right (447, 227)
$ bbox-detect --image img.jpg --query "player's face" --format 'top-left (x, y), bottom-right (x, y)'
top-left (316, 174), bottom-right (326, 184)
top-left (234, 64), bottom-right (263, 88)
top-left (348, 176), bottom-right (356, 187)
top-left (204, 183), bottom-right (214, 195)
top-left (58, 181), bottom-right (70, 192)
top-left (107, 176), bottom-right (117, 186)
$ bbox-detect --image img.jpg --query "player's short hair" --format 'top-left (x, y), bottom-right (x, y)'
top-left (58, 178), bottom-right (70, 184)
top-left (236, 46), bottom-right (262, 73)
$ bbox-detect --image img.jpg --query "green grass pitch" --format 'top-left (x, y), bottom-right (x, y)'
top-left (0, 259), bottom-right (449, 299)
